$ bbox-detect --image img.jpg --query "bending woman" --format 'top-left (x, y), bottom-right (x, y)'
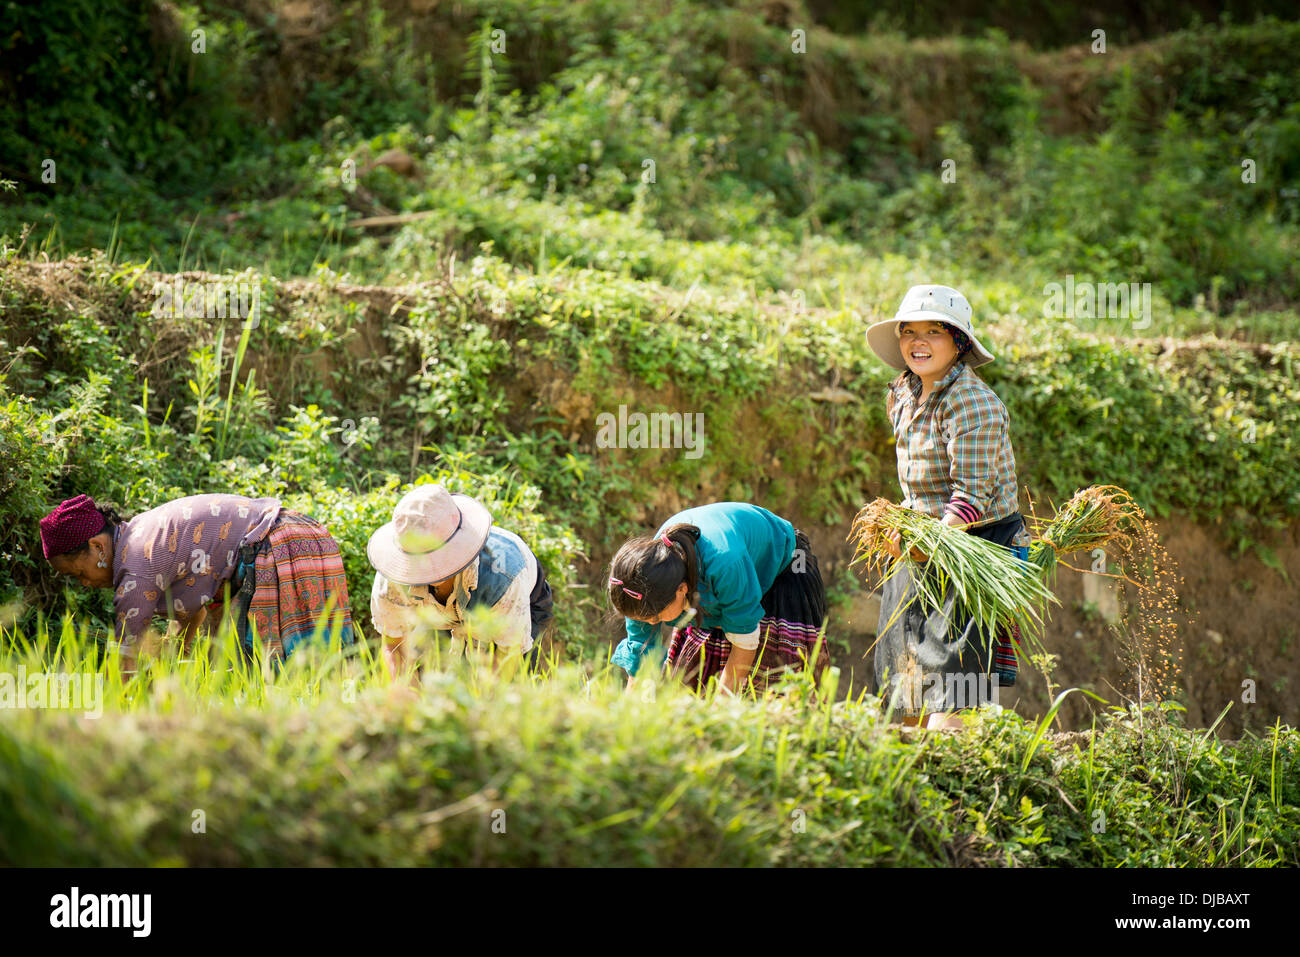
top-left (40, 493), bottom-right (353, 668)
top-left (367, 484), bottom-right (554, 676)
top-left (609, 502), bottom-right (828, 695)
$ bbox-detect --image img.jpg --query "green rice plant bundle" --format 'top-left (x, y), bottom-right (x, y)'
top-left (1026, 485), bottom-right (1146, 575)
top-left (849, 499), bottom-right (1057, 651)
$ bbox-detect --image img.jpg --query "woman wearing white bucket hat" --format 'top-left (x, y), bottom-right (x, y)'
top-left (864, 284), bottom-right (1030, 730)
top-left (367, 484), bottom-right (554, 675)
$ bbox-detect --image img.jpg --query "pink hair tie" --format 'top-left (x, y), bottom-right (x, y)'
top-left (609, 577), bottom-right (643, 601)
top-left (660, 533), bottom-right (673, 548)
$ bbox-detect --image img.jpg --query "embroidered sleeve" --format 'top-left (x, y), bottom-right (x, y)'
top-left (944, 497), bottom-right (982, 524)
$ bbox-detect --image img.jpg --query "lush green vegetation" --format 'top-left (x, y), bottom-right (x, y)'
top-left (4, 3), bottom-right (1299, 305)
top-left (1, 1), bottom-right (1297, 865)
top-left (2, 251), bottom-right (1294, 657)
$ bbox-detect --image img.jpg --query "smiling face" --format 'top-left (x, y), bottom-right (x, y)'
top-left (898, 320), bottom-right (959, 380)
top-left (48, 531), bottom-right (115, 589)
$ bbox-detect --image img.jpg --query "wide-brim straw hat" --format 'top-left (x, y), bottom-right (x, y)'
top-left (866, 284), bottom-right (995, 370)
top-left (367, 484), bottom-right (492, 585)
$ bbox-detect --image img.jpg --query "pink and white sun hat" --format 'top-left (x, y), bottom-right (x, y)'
top-left (866, 284), bottom-right (995, 371)
top-left (366, 484), bottom-right (492, 585)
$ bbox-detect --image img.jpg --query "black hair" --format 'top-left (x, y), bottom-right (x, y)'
top-left (943, 322), bottom-right (973, 359)
top-left (607, 523), bottom-right (702, 620)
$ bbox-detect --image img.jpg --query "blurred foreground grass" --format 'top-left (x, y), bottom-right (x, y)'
top-left (1, 615), bottom-right (1296, 867)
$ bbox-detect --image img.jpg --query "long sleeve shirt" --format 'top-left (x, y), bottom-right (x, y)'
top-left (611, 502), bottom-right (796, 677)
top-left (370, 527), bottom-right (539, 653)
top-left (888, 360), bottom-right (1030, 547)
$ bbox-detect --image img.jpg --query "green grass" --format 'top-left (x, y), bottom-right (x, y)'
top-left (1, 617), bottom-right (1296, 866)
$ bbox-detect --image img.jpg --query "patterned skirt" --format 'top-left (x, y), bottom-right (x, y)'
top-left (665, 529), bottom-right (829, 694)
top-left (232, 510), bottom-right (354, 661)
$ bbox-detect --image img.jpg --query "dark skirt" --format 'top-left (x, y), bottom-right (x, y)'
top-left (873, 512), bottom-right (1025, 716)
top-left (665, 529), bottom-right (830, 694)
top-left (525, 555), bottom-right (555, 671)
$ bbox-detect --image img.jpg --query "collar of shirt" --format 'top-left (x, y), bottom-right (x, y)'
top-left (393, 556), bottom-right (480, 621)
top-left (432, 556), bottom-right (480, 618)
top-left (905, 360), bottom-right (965, 400)
top-left (900, 361), bottom-right (966, 429)
top-left (444, 556), bottom-right (480, 616)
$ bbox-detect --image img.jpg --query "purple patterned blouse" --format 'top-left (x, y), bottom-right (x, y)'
top-left (110, 493), bottom-right (282, 643)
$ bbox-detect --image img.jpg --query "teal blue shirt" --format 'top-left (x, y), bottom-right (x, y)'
top-left (610, 502), bottom-right (796, 676)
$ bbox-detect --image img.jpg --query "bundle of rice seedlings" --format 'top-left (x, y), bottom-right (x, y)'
top-left (1026, 485), bottom-right (1146, 575)
top-left (848, 499), bottom-right (1057, 651)
top-left (851, 487), bottom-right (1185, 707)
top-left (1029, 485), bottom-right (1184, 705)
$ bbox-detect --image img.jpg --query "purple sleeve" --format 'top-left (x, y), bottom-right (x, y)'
top-left (944, 497), bottom-right (982, 524)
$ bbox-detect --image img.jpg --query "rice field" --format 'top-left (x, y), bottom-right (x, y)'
top-left (1, 613), bottom-right (1296, 867)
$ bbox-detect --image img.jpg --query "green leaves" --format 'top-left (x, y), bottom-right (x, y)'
top-left (2, 651), bottom-right (1294, 866)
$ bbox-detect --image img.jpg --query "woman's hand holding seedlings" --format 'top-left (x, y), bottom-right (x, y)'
top-left (885, 529), bottom-right (928, 562)
top-left (885, 512), bottom-right (967, 562)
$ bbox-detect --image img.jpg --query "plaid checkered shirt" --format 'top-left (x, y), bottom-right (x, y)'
top-left (888, 360), bottom-right (1030, 547)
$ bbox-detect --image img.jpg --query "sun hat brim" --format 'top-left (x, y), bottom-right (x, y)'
top-left (366, 493), bottom-right (493, 585)
top-left (866, 312), bottom-right (996, 371)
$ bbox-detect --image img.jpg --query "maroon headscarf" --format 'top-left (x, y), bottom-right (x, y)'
top-left (39, 495), bottom-right (109, 559)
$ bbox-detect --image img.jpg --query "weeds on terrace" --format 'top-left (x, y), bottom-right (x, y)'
top-left (1, 611), bottom-right (1297, 866)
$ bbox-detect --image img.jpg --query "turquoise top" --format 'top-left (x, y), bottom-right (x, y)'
top-left (610, 502), bottom-right (796, 677)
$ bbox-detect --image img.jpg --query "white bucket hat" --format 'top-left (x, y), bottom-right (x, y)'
top-left (366, 484), bottom-right (492, 585)
top-left (866, 284), bottom-right (995, 370)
